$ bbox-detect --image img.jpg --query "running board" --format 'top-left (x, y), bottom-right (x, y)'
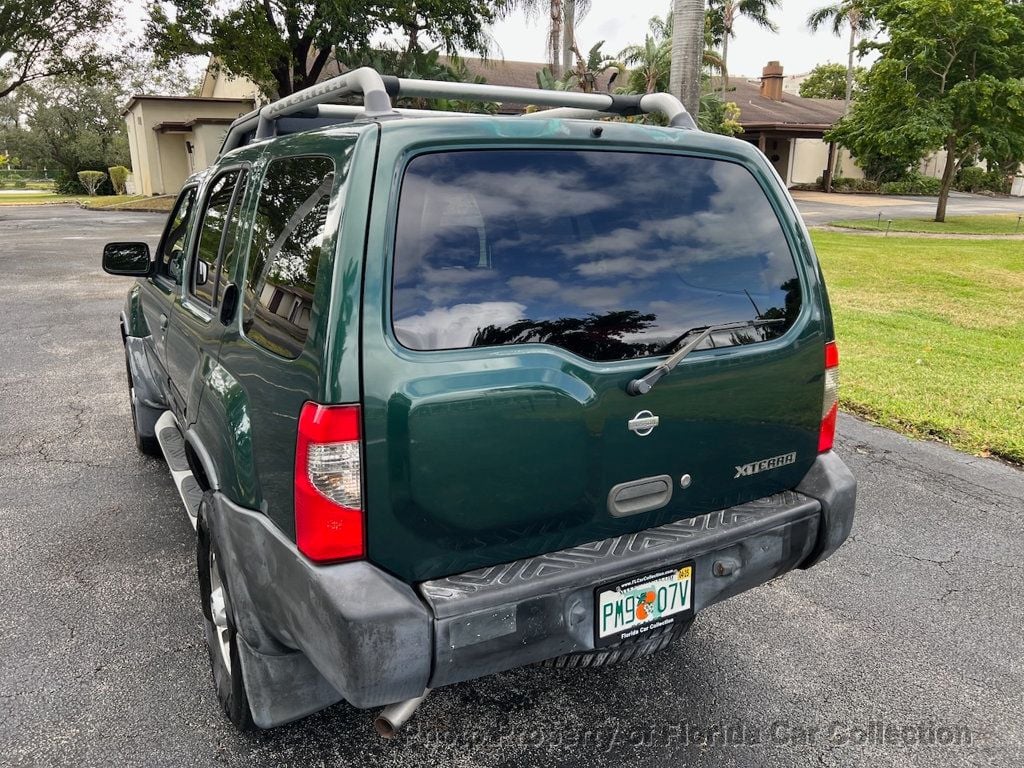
top-left (154, 411), bottom-right (202, 530)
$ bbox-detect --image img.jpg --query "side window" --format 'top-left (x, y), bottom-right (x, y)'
top-left (190, 169), bottom-right (245, 307)
top-left (243, 156), bottom-right (335, 359)
top-left (154, 185), bottom-right (197, 283)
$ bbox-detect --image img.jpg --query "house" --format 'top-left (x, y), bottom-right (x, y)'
top-left (724, 61), bottom-right (862, 186)
top-left (124, 55), bottom-right (862, 196)
top-left (122, 95), bottom-right (255, 196)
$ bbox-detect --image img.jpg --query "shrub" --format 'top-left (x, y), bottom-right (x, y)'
top-left (77, 170), bottom-right (107, 196)
top-left (834, 177), bottom-right (880, 193)
top-left (55, 169), bottom-right (82, 195)
top-left (812, 176), bottom-right (880, 193)
top-left (954, 166), bottom-right (1010, 194)
top-left (880, 174), bottom-right (943, 196)
top-left (108, 165), bottom-right (130, 195)
top-left (13, 178), bottom-right (26, 189)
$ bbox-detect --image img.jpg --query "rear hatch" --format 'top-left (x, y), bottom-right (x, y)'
top-left (360, 139), bottom-right (827, 583)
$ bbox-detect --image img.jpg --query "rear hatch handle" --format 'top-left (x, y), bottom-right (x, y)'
top-left (627, 318), bottom-right (785, 396)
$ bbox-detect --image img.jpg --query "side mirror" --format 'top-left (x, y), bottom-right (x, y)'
top-left (195, 259), bottom-right (209, 286)
top-left (103, 242), bottom-right (151, 276)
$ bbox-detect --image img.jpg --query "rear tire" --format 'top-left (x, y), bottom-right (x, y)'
top-left (197, 502), bottom-right (254, 731)
top-left (541, 617), bottom-right (694, 669)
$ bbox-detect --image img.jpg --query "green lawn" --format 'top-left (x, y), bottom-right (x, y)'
top-left (0, 193), bottom-right (173, 211)
top-left (0, 191), bottom-right (84, 205)
top-left (831, 214), bottom-right (1024, 235)
top-left (79, 195), bottom-right (174, 210)
top-left (812, 231), bottom-right (1024, 464)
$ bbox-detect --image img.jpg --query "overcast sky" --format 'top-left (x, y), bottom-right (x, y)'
top-left (490, 0), bottom-right (860, 78)
top-left (125, 0), bottom-right (866, 81)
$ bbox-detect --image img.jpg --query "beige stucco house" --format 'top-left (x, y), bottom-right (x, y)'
top-left (122, 95), bottom-right (254, 196)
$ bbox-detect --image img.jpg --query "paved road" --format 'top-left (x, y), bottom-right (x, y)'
top-left (1, 206), bottom-right (1022, 767)
top-left (792, 189), bottom-right (1024, 226)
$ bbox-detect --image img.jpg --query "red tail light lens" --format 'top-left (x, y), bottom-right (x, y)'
top-left (819, 341), bottom-right (840, 453)
top-left (294, 403), bottom-right (364, 563)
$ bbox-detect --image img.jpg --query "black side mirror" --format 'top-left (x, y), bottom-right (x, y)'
top-left (103, 242), bottom-right (151, 276)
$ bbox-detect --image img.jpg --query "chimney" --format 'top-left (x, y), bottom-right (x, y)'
top-left (760, 61), bottom-right (784, 101)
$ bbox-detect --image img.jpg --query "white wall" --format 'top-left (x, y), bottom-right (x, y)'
top-left (791, 138), bottom-right (864, 184)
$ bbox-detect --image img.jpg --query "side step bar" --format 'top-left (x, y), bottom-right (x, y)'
top-left (154, 411), bottom-right (202, 530)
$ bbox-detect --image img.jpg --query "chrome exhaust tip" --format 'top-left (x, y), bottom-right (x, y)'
top-left (374, 690), bottom-right (430, 738)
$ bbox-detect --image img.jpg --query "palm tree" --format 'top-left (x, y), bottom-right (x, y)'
top-left (807, 1), bottom-right (873, 111)
top-left (706, 0), bottom-right (780, 94)
top-left (568, 41), bottom-right (624, 93)
top-left (507, 0), bottom-right (591, 77)
top-left (669, 0), bottom-right (706, 116)
top-left (621, 13), bottom-right (722, 94)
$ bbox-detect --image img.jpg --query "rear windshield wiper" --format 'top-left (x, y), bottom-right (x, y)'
top-left (627, 318), bottom-right (786, 396)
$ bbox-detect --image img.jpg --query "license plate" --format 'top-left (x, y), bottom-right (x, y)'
top-left (594, 562), bottom-right (694, 647)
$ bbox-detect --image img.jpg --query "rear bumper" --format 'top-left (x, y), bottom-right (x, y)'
top-left (209, 451), bottom-right (855, 726)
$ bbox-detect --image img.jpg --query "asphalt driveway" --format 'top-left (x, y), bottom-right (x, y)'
top-left (791, 189), bottom-right (1024, 226)
top-left (1, 205), bottom-right (1021, 767)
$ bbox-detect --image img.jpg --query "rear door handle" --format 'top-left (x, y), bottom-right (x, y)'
top-left (159, 314), bottom-right (168, 330)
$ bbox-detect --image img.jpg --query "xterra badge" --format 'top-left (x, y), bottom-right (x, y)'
top-left (734, 452), bottom-right (797, 478)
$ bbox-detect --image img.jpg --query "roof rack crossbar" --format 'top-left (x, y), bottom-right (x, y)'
top-left (218, 67), bottom-right (696, 156)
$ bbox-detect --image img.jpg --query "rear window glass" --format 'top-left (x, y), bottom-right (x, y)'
top-left (392, 150), bottom-right (802, 362)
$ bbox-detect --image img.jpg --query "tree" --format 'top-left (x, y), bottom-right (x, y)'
top-left (799, 62), bottom-right (866, 100)
top-left (706, 0), bottom-right (780, 94)
top-left (77, 170), bottom-right (107, 196)
top-left (670, 0), bottom-right (706, 117)
top-left (12, 77), bottom-right (130, 192)
top-left (146, 0), bottom-right (508, 98)
top-left (806, 1), bottom-right (873, 111)
top-left (0, 0), bottom-right (116, 99)
top-left (828, 0), bottom-right (1024, 222)
top-left (620, 13), bottom-right (722, 95)
top-left (506, 1), bottom-right (590, 77)
top-left (566, 41), bottom-right (623, 93)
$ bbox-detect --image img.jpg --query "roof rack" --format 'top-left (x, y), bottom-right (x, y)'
top-left (219, 67), bottom-right (696, 155)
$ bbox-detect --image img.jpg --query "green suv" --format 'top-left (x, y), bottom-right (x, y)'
top-left (103, 68), bottom-right (856, 735)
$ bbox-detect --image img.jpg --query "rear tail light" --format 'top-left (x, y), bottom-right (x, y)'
top-left (819, 341), bottom-right (840, 453)
top-left (294, 402), bottom-right (364, 563)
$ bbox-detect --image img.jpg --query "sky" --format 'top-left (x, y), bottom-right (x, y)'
top-left (124, 0), bottom-right (864, 82)
top-left (488, 0), bottom-right (859, 78)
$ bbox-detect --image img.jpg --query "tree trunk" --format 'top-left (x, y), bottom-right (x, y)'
top-left (844, 23), bottom-right (856, 112)
top-left (549, 0), bottom-right (563, 77)
top-left (670, 0), bottom-right (704, 119)
top-left (562, 2), bottom-right (574, 74)
top-left (935, 134), bottom-right (957, 222)
top-left (721, 32), bottom-right (730, 97)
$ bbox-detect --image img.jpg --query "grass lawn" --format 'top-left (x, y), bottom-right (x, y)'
top-left (0, 191), bottom-right (85, 205)
top-left (89, 195), bottom-right (176, 212)
top-left (0, 193), bottom-right (174, 211)
top-left (812, 231), bottom-right (1024, 464)
top-left (830, 214), bottom-right (1024, 235)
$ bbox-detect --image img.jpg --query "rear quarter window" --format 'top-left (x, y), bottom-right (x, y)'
top-left (242, 155), bottom-right (335, 359)
top-left (391, 150), bottom-right (801, 362)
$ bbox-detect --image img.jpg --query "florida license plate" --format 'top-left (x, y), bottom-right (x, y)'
top-left (595, 563), bottom-right (694, 647)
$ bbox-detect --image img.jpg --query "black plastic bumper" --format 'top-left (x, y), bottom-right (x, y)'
top-left (208, 451), bottom-right (855, 727)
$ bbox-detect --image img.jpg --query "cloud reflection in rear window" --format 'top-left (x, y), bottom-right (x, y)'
top-left (391, 150), bottom-right (801, 362)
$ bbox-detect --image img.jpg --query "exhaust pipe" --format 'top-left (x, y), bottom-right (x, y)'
top-left (374, 689), bottom-right (430, 738)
